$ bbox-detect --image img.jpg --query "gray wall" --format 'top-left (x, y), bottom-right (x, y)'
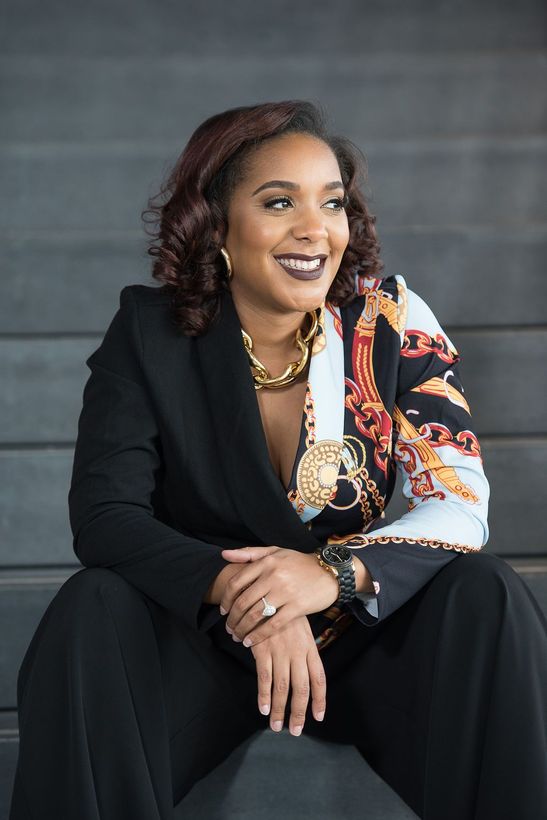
top-left (1, 1), bottom-right (546, 817)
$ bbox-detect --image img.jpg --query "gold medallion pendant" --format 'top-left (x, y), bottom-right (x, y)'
top-left (296, 439), bottom-right (343, 509)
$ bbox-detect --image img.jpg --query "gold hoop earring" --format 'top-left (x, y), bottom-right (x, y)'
top-left (220, 247), bottom-right (233, 280)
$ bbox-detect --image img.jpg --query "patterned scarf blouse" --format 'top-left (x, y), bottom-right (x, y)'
top-left (285, 272), bottom-right (489, 651)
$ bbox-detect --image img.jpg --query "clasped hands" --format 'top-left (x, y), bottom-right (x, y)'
top-left (219, 544), bottom-right (358, 737)
top-left (219, 545), bottom-right (340, 647)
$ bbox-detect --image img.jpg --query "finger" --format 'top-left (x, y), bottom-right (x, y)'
top-left (307, 648), bottom-right (327, 723)
top-left (228, 584), bottom-right (286, 639)
top-left (220, 549), bottom-right (254, 563)
top-left (221, 546), bottom-right (280, 563)
top-left (240, 602), bottom-right (297, 649)
top-left (270, 653), bottom-right (290, 733)
top-left (253, 647), bottom-right (273, 719)
top-left (221, 563), bottom-right (263, 619)
top-left (288, 654), bottom-right (310, 737)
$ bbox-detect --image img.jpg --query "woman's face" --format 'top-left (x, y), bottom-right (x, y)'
top-left (223, 133), bottom-right (350, 317)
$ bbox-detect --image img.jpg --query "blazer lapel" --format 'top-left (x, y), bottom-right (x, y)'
top-left (195, 288), bottom-right (323, 553)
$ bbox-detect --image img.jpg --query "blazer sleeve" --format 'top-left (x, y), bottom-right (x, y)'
top-left (68, 286), bottom-right (230, 634)
top-left (344, 275), bottom-right (490, 627)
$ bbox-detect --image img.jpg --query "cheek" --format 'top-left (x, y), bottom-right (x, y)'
top-left (336, 220), bottom-right (351, 251)
top-left (256, 224), bottom-right (282, 254)
top-left (238, 217), bottom-right (277, 253)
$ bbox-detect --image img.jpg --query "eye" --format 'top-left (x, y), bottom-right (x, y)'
top-left (264, 194), bottom-right (349, 211)
top-left (264, 196), bottom-right (293, 210)
top-left (328, 194), bottom-right (350, 210)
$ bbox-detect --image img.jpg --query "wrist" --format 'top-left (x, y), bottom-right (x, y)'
top-left (352, 554), bottom-right (376, 595)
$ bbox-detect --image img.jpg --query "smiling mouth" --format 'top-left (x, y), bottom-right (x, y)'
top-left (274, 257), bottom-right (326, 280)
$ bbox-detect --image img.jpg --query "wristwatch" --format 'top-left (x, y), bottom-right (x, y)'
top-left (314, 544), bottom-right (356, 605)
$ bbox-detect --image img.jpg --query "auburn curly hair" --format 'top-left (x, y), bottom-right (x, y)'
top-left (141, 99), bottom-right (384, 336)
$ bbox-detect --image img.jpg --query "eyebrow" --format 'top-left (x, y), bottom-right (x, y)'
top-left (251, 180), bottom-right (345, 196)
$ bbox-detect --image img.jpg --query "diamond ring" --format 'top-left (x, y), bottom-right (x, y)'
top-left (261, 596), bottom-right (277, 617)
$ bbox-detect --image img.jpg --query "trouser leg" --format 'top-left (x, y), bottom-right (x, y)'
top-left (9, 567), bottom-right (263, 820)
top-left (305, 551), bottom-right (547, 820)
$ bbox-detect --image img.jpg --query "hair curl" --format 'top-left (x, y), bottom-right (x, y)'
top-left (141, 100), bottom-right (384, 336)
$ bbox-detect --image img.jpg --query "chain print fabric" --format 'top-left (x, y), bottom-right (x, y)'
top-left (284, 273), bottom-right (490, 649)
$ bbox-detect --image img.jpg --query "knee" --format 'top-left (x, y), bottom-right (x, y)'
top-left (62, 566), bottom-right (131, 598)
top-left (42, 567), bottom-right (141, 638)
top-left (16, 568), bottom-right (135, 706)
top-left (440, 551), bottom-right (527, 614)
top-left (59, 565), bottom-right (129, 601)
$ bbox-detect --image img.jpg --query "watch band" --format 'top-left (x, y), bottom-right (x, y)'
top-left (314, 548), bottom-right (356, 604)
top-left (335, 561), bottom-right (356, 603)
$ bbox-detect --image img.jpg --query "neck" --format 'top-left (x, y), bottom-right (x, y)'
top-left (231, 292), bottom-right (312, 360)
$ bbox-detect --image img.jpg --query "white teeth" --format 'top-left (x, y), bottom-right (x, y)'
top-left (277, 257), bottom-right (322, 271)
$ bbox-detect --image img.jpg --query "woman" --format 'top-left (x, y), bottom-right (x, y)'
top-left (9, 100), bottom-right (547, 820)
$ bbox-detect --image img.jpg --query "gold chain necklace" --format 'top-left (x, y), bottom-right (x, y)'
top-left (241, 308), bottom-right (320, 390)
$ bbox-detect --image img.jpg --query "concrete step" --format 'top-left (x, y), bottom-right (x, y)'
top-left (1, 0), bottom-right (544, 56)
top-left (1, 329), bottom-right (546, 445)
top-left (1, 138), bottom-right (547, 233)
top-left (1, 52), bottom-right (545, 143)
top-left (174, 728), bottom-right (421, 819)
top-left (0, 711), bottom-right (419, 820)
top-left (2, 556), bottom-right (546, 818)
top-left (0, 559), bottom-right (545, 710)
top-left (2, 228), bottom-right (547, 333)
top-left (1, 440), bottom-right (546, 568)
top-left (386, 443), bottom-right (547, 557)
top-left (0, 712), bottom-right (19, 820)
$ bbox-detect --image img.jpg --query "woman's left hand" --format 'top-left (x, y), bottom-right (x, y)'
top-left (219, 546), bottom-right (340, 648)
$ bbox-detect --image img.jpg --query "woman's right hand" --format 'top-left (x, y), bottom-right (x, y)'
top-left (250, 614), bottom-right (327, 737)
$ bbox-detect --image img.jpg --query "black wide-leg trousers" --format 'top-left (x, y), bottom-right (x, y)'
top-left (9, 551), bottom-right (547, 820)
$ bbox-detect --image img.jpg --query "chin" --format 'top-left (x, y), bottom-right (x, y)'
top-left (290, 285), bottom-right (331, 311)
top-left (282, 294), bottom-right (326, 314)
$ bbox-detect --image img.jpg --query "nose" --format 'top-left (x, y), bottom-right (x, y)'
top-left (290, 205), bottom-right (329, 242)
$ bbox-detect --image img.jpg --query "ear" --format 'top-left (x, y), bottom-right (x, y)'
top-left (211, 229), bottom-right (221, 245)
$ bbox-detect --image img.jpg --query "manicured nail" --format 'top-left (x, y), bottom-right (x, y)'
top-left (226, 624), bottom-right (233, 634)
top-left (232, 634), bottom-right (242, 642)
top-left (316, 711), bottom-right (325, 721)
top-left (272, 721), bottom-right (283, 732)
top-left (291, 725), bottom-right (303, 736)
top-left (243, 637), bottom-right (252, 647)
top-left (259, 704), bottom-right (270, 716)
top-left (219, 605), bottom-right (227, 615)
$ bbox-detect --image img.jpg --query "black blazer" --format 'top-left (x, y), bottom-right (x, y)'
top-left (68, 277), bottom-right (489, 642)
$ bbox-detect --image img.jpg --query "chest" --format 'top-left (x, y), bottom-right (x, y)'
top-left (255, 378), bottom-right (308, 491)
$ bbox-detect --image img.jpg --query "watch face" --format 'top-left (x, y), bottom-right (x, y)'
top-left (323, 544), bottom-right (352, 565)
